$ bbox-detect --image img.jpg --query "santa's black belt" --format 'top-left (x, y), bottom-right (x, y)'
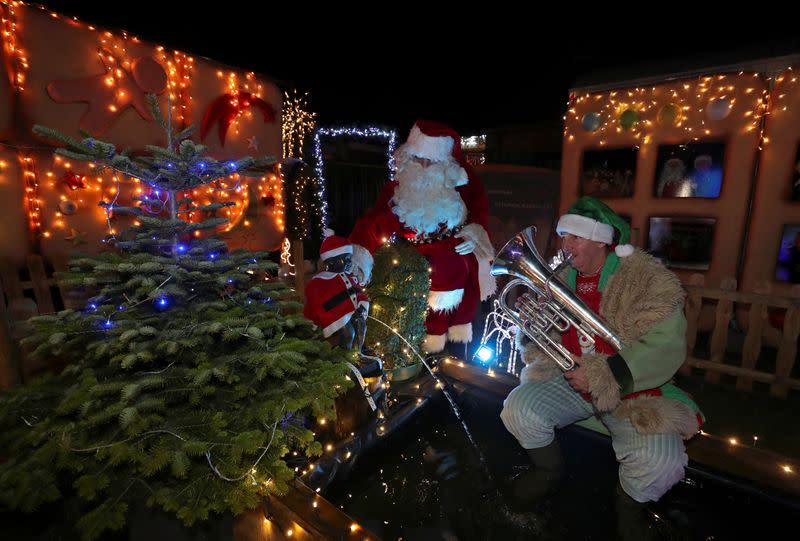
top-left (323, 287), bottom-right (360, 311)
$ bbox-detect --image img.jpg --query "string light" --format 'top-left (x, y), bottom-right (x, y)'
top-left (474, 299), bottom-right (520, 374)
top-left (19, 152), bottom-right (44, 238)
top-left (313, 126), bottom-right (397, 231)
top-left (156, 47), bottom-right (194, 124)
top-left (282, 90), bottom-right (317, 159)
top-left (565, 72), bottom-right (767, 146)
top-left (3, 4), bottom-right (282, 240)
top-left (460, 134), bottom-right (486, 166)
top-left (0, 1), bottom-right (29, 91)
top-left (280, 237), bottom-right (295, 276)
top-left (215, 70), bottom-right (263, 138)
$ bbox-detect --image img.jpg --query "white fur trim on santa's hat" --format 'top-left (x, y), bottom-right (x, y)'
top-left (427, 289), bottom-right (464, 312)
top-left (404, 124), bottom-right (455, 162)
top-left (422, 333), bottom-right (447, 353)
top-left (615, 244), bottom-right (635, 257)
top-left (320, 243), bottom-right (352, 260)
top-left (320, 229), bottom-right (353, 260)
top-left (556, 214), bottom-right (614, 244)
top-left (448, 323), bottom-right (472, 344)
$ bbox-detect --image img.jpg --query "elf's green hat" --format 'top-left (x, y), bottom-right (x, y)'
top-left (556, 196), bottom-right (634, 257)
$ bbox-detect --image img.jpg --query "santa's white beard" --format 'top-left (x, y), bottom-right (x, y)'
top-left (391, 156), bottom-right (467, 236)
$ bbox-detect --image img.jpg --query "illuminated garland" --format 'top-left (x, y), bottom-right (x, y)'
top-left (19, 151), bottom-right (44, 238)
top-left (281, 90), bottom-right (317, 159)
top-left (565, 72), bottom-right (770, 148)
top-left (312, 126), bottom-right (397, 232)
top-left (0, 0), bottom-right (28, 91)
top-left (473, 299), bottom-right (520, 374)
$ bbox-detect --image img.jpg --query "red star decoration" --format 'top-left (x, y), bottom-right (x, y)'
top-left (62, 171), bottom-right (87, 190)
top-left (200, 91), bottom-right (276, 147)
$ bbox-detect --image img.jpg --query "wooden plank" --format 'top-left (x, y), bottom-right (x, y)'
top-left (0, 258), bottom-right (24, 300)
top-left (50, 253), bottom-right (79, 309)
top-left (265, 478), bottom-right (381, 541)
top-left (737, 283), bottom-right (769, 392)
top-left (0, 293), bottom-right (20, 388)
top-left (706, 277), bottom-right (736, 384)
top-left (0, 258), bottom-right (24, 388)
top-left (439, 357), bottom-right (519, 396)
top-left (684, 286), bottom-right (800, 309)
top-left (26, 254), bottom-right (54, 314)
top-left (682, 274), bottom-right (704, 376)
top-left (685, 357), bottom-right (800, 390)
top-left (772, 301), bottom-right (800, 398)
top-left (233, 508), bottom-right (271, 541)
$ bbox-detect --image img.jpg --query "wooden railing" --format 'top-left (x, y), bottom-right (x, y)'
top-left (682, 274), bottom-right (800, 398)
top-left (0, 254), bottom-right (74, 386)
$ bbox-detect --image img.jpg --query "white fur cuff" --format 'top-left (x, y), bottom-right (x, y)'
top-left (428, 289), bottom-right (464, 312)
top-left (422, 333), bottom-right (446, 353)
top-left (583, 353), bottom-right (622, 412)
top-left (448, 323), bottom-right (472, 344)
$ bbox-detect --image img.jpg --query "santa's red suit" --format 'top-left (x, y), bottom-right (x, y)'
top-left (303, 232), bottom-right (370, 338)
top-left (349, 120), bottom-right (495, 353)
top-left (303, 271), bottom-right (370, 338)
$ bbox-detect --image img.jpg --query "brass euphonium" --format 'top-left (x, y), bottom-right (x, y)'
top-left (490, 227), bottom-right (623, 371)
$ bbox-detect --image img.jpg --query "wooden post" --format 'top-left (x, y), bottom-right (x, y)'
top-left (707, 277), bottom-right (737, 384)
top-left (682, 274), bottom-right (704, 376)
top-left (772, 285), bottom-right (800, 398)
top-left (0, 259), bottom-right (24, 388)
top-left (26, 254), bottom-right (54, 314)
top-left (737, 282), bottom-right (768, 391)
top-left (0, 294), bottom-right (18, 388)
top-left (51, 253), bottom-right (81, 309)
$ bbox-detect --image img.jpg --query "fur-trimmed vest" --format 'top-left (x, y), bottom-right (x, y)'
top-left (519, 249), bottom-right (703, 439)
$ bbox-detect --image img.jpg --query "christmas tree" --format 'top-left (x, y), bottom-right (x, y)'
top-left (0, 96), bottom-right (352, 540)
top-left (364, 243), bottom-right (430, 369)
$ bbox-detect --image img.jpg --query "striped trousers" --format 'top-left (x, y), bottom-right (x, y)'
top-left (500, 375), bottom-right (687, 503)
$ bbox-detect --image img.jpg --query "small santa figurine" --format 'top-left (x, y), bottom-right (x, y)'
top-left (349, 120), bottom-right (496, 353)
top-left (303, 230), bottom-right (370, 352)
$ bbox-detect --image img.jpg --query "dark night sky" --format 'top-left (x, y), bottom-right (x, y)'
top-left (30, 2), bottom-right (800, 136)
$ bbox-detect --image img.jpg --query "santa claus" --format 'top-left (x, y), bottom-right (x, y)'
top-left (349, 120), bottom-right (495, 353)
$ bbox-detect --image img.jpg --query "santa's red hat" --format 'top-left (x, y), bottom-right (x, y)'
top-left (404, 120), bottom-right (463, 161)
top-left (400, 120), bottom-right (470, 184)
top-left (320, 228), bottom-right (353, 260)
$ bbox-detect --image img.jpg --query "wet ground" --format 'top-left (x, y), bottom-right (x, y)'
top-left (324, 381), bottom-right (800, 540)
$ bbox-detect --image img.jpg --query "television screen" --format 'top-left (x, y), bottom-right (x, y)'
top-left (775, 224), bottom-right (800, 283)
top-left (648, 217), bottom-right (715, 270)
top-left (580, 147), bottom-right (637, 198)
top-left (654, 142), bottom-right (725, 199)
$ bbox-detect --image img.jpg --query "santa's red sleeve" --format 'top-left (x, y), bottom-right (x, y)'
top-left (458, 165), bottom-right (490, 232)
top-left (457, 165), bottom-right (497, 300)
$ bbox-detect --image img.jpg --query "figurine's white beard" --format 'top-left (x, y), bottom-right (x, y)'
top-left (391, 153), bottom-right (467, 236)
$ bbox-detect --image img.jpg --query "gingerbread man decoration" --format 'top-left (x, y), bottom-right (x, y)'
top-left (46, 48), bottom-right (168, 136)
